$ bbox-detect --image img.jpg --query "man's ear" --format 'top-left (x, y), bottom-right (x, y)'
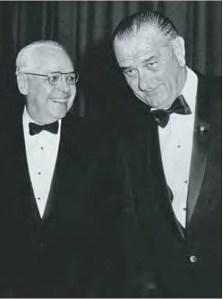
top-left (172, 36), bottom-right (186, 67)
top-left (17, 73), bottom-right (28, 95)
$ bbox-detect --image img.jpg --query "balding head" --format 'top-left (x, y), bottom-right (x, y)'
top-left (15, 40), bottom-right (71, 75)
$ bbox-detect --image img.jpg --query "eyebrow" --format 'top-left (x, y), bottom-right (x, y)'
top-left (120, 66), bottom-right (131, 71)
top-left (142, 56), bottom-right (157, 63)
top-left (119, 55), bottom-right (157, 71)
top-left (49, 70), bottom-right (75, 73)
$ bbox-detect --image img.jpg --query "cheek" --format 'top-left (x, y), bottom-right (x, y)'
top-left (69, 87), bottom-right (77, 101)
top-left (28, 81), bottom-right (41, 98)
top-left (29, 84), bottom-right (49, 108)
top-left (72, 86), bottom-right (77, 96)
top-left (67, 87), bottom-right (77, 107)
top-left (38, 83), bottom-right (52, 102)
top-left (126, 77), bottom-right (138, 92)
top-left (156, 67), bottom-right (173, 91)
top-left (164, 74), bottom-right (177, 96)
top-left (163, 61), bottom-right (178, 85)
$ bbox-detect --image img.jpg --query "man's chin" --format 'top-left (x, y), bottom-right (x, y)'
top-left (146, 97), bottom-right (172, 110)
top-left (50, 109), bottom-right (68, 121)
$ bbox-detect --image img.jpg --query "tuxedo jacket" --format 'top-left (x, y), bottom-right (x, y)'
top-left (114, 74), bottom-right (222, 297)
top-left (0, 107), bottom-right (125, 298)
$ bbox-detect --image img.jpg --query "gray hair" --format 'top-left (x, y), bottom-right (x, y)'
top-left (15, 40), bottom-right (69, 75)
top-left (112, 10), bottom-right (179, 45)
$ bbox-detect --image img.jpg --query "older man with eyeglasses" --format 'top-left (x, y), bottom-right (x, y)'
top-left (0, 40), bottom-right (124, 297)
top-left (16, 41), bottom-right (78, 128)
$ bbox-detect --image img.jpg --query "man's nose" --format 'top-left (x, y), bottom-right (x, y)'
top-left (57, 76), bottom-right (70, 93)
top-left (138, 72), bottom-right (149, 91)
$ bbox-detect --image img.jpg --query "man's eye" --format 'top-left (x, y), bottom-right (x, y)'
top-left (146, 61), bottom-right (157, 68)
top-left (66, 75), bottom-right (76, 84)
top-left (123, 69), bottom-right (137, 76)
top-left (49, 75), bottom-right (60, 83)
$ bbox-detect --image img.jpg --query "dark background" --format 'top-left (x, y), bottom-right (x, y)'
top-left (0, 1), bottom-right (221, 118)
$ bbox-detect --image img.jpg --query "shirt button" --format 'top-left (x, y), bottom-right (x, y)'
top-left (145, 281), bottom-right (157, 291)
top-left (199, 125), bottom-right (205, 132)
top-left (190, 255), bottom-right (197, 263)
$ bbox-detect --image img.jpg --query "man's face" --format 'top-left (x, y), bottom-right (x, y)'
top-left (22, 47), bottom-right (76, 124)
top-left (114, 26), bottom-right (185, 109)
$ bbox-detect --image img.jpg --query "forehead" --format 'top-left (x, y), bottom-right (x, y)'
top-left (28, 47), bottom-right (74, 73)
top-left (114, 26), bottom-right (165, 65)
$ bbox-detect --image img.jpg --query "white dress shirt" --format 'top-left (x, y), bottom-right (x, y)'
top-left (158, 67), bottom-right (198, 227)
top-left (23, 108), bottom-right (61, 218)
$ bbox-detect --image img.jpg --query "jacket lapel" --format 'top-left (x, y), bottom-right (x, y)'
top-left (42, 116), bottom-right (77, 221)
top-left (123, 114), bottom-right (185, 241)
top-left (12, 115), bottom-right (76, 222)
top-left (153, 124), bottom-right (185, 239)
top-left (42, 116), bottom-right (85, 222)
top-left (10, 118), bottom-right (41, 222)
top-left (186, 76), bottom-right (211, 225)
top-left (41, 126), bottom-right (65, 221)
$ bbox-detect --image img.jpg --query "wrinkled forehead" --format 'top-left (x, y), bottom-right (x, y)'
top-left (114, 26), bottom-right (165, 63)
top-left (28, 47), bottom-right (74, 73)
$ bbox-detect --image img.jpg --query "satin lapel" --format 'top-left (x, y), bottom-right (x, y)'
top-left (42, 119), bottom-right (70, 220)
top-left (152, 124), bottom-right (185, 239)
top-left (12, 119), bottom-right (41, 221)
top-left (42, 117), bottom-right (82, 221)
top-left (186, 76), bottom-right (211, 225)
top-left (129, 117), bottom-right (184, 241)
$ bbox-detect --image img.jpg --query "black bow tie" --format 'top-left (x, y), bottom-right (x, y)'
top-left (150, 95), bottom-right (192, 128)
top-left (29, 121), bottom-right (59, 136)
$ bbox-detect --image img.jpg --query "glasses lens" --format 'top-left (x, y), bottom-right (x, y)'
top-left (66, 73), bottom-right (78, 85)
top-left (48, 73), bottom-right (61, 85)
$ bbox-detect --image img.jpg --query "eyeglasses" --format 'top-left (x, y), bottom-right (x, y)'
top-left (24, 71), bottom-right (79, 85)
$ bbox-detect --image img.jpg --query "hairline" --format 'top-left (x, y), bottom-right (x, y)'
top-left (114, 23), bottom-right (173, 47)
top-left (112, 11), bottom-right (179, 50)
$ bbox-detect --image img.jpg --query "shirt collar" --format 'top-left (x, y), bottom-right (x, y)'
top-left (180, 66), bottom-right (198, 115)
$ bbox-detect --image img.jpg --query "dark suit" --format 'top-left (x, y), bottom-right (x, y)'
top-left (0, 106), bottom-right (124, 297)
top-left (115, 74), bottom-right (222, 297)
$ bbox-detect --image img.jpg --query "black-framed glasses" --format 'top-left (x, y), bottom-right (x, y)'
top-left (24, 71), bottom-right (79, 85)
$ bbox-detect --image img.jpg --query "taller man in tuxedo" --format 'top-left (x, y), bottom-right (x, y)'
top-left (112, 10), bottom-right (221, 297)
top-left (0, 40), bottom-right (123, 297)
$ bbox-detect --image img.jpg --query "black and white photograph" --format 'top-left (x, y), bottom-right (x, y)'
top-left (0, 1), bottom-right (221, 298)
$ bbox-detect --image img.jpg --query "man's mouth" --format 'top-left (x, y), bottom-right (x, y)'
top-left (147, 87), bottom-right (159, 96)
top-left (50, 98), bottom-right (68, 103)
